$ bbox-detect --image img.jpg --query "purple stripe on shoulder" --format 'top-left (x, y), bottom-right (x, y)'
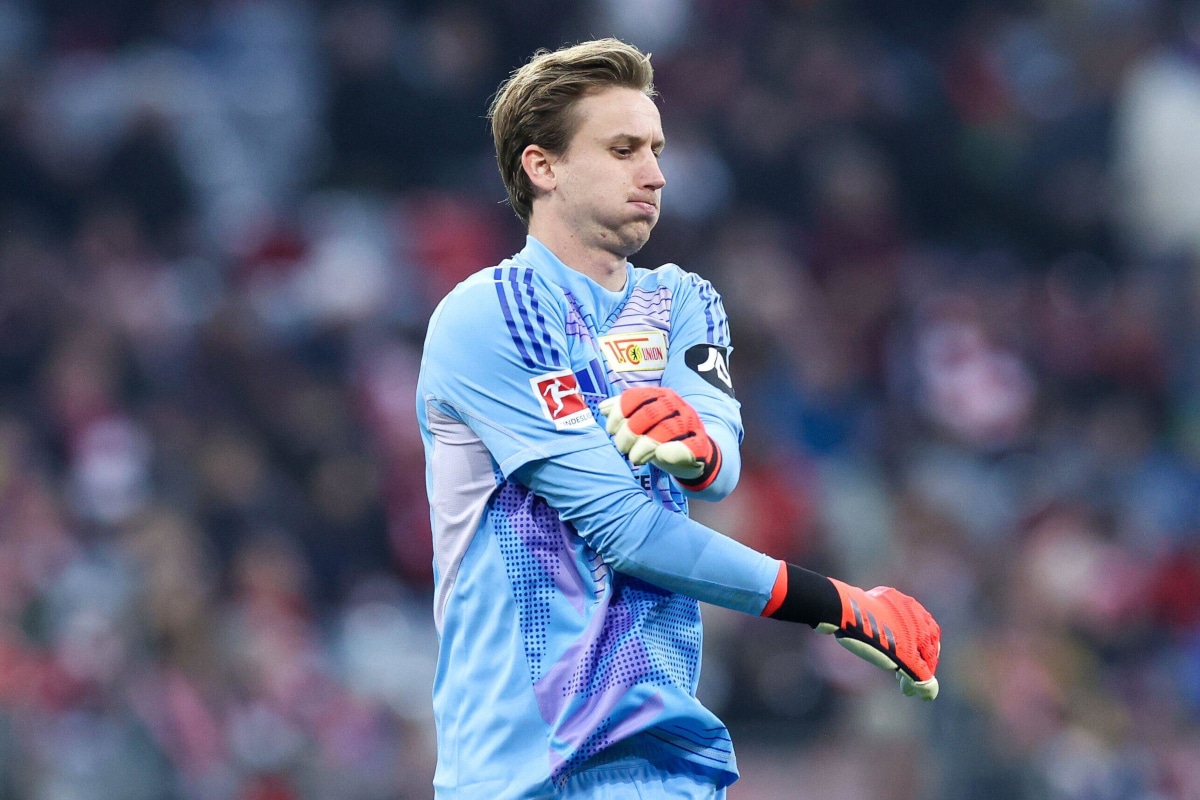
top-left (697, 278), bottom-right (716, 343)
top-left (508, 266), bottom-right (547, 364)
top-left (522, 268), bottom-right (560, 367)
top-left (494, 267), bottom-right (535, 368)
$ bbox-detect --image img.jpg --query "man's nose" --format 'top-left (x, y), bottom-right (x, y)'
top-left (641, 155), bottom-right (666, 190)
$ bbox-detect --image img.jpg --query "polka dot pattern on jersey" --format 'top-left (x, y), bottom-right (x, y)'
top-left (560, 577), bottom-right (701, 700)
top-left (492, 481), bottom-right (577, 677)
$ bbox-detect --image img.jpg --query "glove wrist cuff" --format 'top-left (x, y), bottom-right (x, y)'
top-left (676, 435), bottom-right (722, 491)
top-left (762, 562), bottom-right (842, 629)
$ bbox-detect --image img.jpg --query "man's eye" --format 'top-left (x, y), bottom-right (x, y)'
top-left (613, 148), bottom-right (632, 157)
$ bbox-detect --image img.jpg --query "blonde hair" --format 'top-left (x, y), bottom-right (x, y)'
top-left (488, 38), bottom-right (656, 225)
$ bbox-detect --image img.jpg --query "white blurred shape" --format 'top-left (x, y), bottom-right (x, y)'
top-left (917, 309), bottom-right (1035, 450)
top-left (338, 595), bottom-right (437, 721)
top-left (1116, 47), bottom-right (1200, 260)
top-left (657, 135), bottom-right (733, 223)
top-left (70, 416), bottom-right (152, 525)
top-left (296, 232), bottom-right (391, 323)
top-left (592, 0), bottom-right (692, 56)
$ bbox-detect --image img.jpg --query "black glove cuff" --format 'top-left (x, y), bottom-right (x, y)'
top-left (769, 564), bottom-right (842, 629)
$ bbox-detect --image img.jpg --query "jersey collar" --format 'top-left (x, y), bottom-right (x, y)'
top-left (516, 236), bottom-right (635, 331)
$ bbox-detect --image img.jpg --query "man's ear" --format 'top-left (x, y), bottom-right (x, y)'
top-left (522, 145), bottom-right (558, 194)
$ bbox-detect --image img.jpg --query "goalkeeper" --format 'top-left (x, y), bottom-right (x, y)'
top-left (416, 38), bottom-right (940, 800)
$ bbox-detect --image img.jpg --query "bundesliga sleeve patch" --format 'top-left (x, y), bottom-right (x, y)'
top-left (684, 344), bottom-right (735, 397)
top-left (530, 370), bottom-right (594, 430)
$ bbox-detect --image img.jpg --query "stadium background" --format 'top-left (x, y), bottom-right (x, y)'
top-left (2, 0), bottom-right (1200, 797)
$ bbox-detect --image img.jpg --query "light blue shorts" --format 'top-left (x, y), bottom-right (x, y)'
top-left (558, 759), bottom-right (727, 799)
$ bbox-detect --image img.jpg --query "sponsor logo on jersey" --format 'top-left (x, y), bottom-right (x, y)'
top-left (598, 331), bottom-right (669, 373)
top-left (530, 370), bottom-right (592, 430)
top-left (684, 344), bottom-right (734, 397)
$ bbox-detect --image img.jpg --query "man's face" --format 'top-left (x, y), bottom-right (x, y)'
top-left (549, 87), bottom-right (666, 258)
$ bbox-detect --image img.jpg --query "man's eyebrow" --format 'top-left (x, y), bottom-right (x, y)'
top-left (607, 133), bottom-right (667, 151)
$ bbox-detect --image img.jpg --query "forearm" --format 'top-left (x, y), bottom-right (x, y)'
top-left (516, 447), bottom-right (777, 616)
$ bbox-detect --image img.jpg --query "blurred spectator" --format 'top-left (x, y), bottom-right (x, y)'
top-left (1116, 0), bottom-right (1200, 263)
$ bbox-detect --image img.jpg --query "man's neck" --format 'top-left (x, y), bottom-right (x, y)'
top-left (527, 220), bottom-right (627, 292)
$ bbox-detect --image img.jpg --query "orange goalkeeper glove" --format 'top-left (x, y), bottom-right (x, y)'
top-left (764, 565), bottom-right (941, 700)
top-left (599, 387), bottom-right (722, 490)
top-left (820, 579), bottom-right (941, 700)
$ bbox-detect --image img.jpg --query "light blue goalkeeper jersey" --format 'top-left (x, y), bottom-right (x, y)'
top-left (416, 236), bottom-right (781, 799)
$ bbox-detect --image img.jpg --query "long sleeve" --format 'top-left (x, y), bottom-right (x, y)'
top-left (514, 444), bottom-right (779, 616)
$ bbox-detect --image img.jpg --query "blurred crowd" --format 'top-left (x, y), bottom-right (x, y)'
top-left (1, 0), bottom-right (1200, 797)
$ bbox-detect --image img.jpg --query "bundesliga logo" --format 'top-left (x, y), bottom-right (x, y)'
top-left (530, 370), bottom-right (592, 430)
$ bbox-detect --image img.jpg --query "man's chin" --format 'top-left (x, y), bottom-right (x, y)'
top-left (609, 223), bottom-right (655, 258)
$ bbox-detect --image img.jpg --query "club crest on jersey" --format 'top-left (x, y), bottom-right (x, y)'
top-left (598, 331), bottom-right (669, 373)
top-left (530, 370), bottom-right (592, 430)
